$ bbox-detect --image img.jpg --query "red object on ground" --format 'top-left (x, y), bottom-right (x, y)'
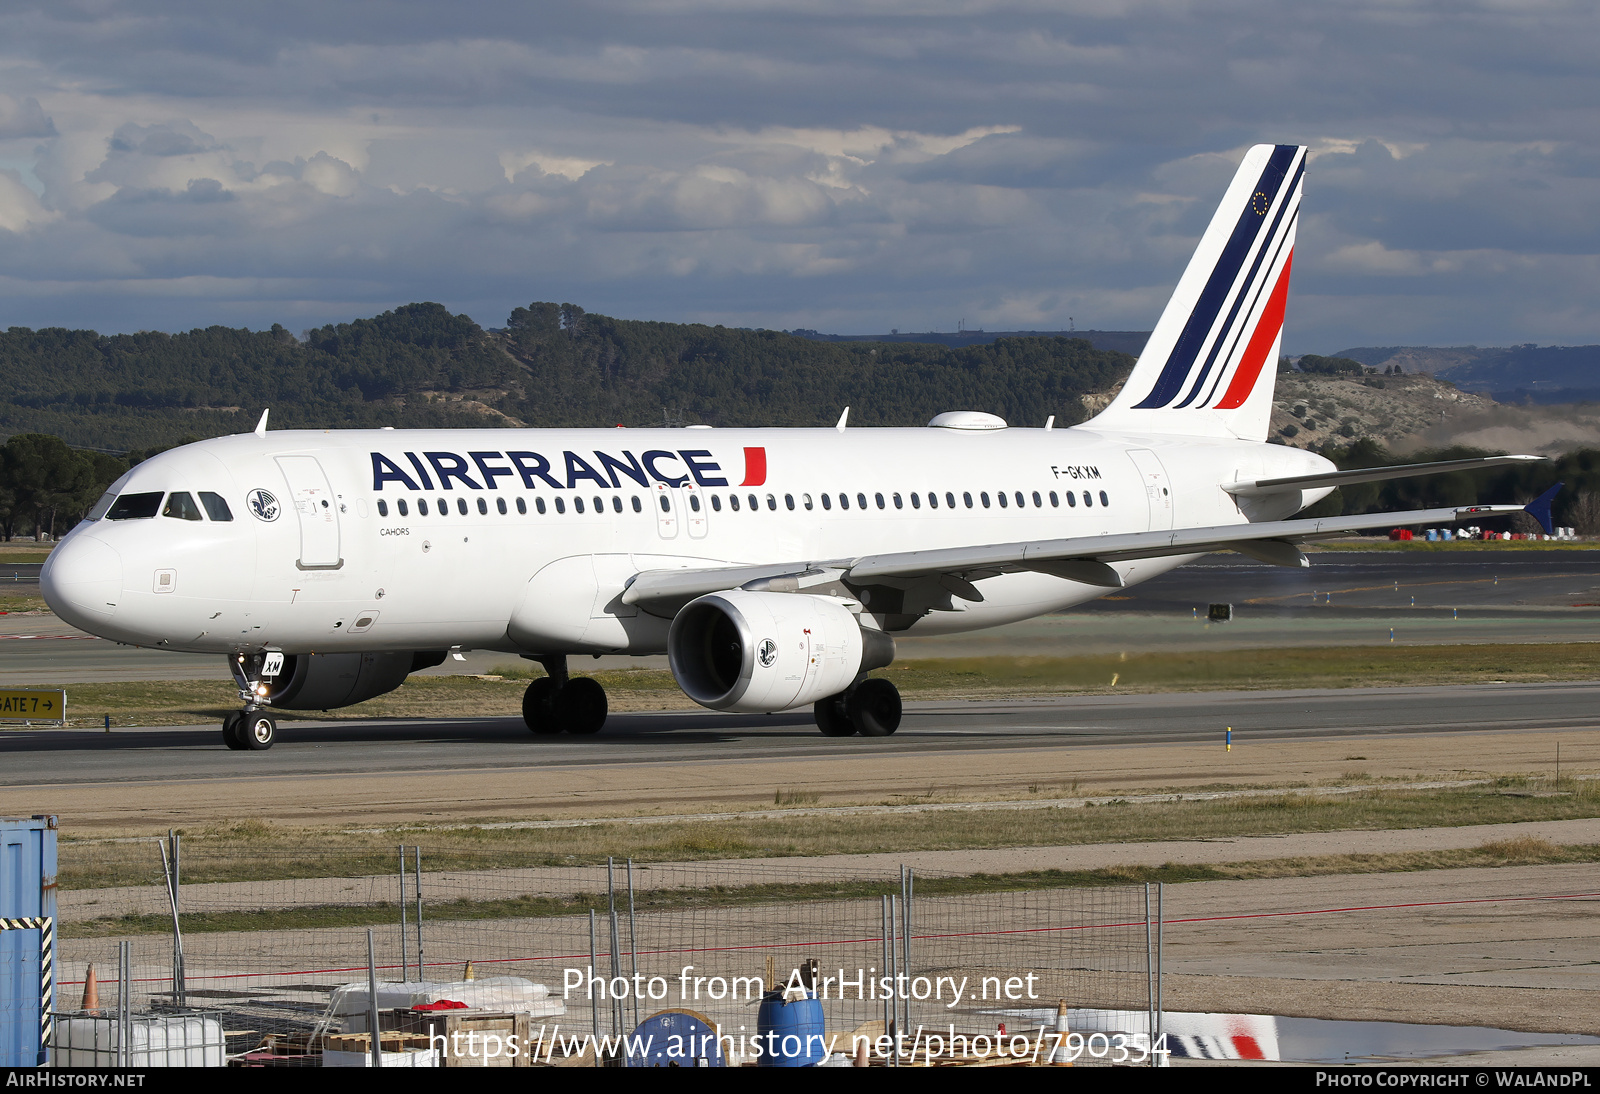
top-left (413, 1000), bottom-right (469, 1011)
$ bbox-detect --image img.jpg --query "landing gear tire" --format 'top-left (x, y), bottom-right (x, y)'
top-left (846, 678), bottom-right (902, 737)
top-left (242, 712), bottom-right (276, 750)
top-left (522, 677), bottom-right (562, 734)
top-left (556, 677), bottom-right (608, 735)
top-left (814, 694), bottom-right (854, 736)
top-left (221, 712), bottom-right (247, 750)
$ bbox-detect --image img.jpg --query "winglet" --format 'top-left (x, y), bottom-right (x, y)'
top-left (254, 408), bottom-right (270, 438)
top-left (835, 407), bottom-right (849, 432)
top-left (1525, 483), bottom-right (1562, 535)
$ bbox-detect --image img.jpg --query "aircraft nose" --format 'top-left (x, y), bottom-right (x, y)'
top-left (41, 535), bottom-right (123, 629)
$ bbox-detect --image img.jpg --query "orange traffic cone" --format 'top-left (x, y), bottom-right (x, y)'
top-left (81, 964), bottom-right (99, 1013)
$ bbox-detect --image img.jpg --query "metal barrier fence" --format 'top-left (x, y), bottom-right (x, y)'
top-left (52, 838), bottom-right (1163, 1065)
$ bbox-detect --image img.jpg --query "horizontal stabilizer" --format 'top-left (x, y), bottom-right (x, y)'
top-left (1224, 455), bottom-right (1546, 497)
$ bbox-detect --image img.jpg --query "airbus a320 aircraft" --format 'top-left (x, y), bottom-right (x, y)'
top-left (41, 144), bottom-right (1553, 750)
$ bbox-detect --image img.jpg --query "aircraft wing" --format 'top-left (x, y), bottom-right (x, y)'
top-left (621, 496), bottom-right (1549, 612)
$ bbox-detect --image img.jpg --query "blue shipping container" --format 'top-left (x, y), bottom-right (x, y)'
top-left (1, 816), bottom-right (57, 1067)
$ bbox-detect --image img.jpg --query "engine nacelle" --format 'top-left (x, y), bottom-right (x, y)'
top-left (261, 650), bottom-right (445, 710)
top-left (667, 591), bottom-right (893, 713)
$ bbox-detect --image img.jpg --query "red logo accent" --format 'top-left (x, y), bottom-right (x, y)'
top-left (1214, 249), bottom-right (1293, 411)
top-left (740, 446), bottom-right (767, 486)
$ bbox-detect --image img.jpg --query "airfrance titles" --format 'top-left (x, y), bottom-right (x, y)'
top-left (371, 446), bottom-right (769, 492)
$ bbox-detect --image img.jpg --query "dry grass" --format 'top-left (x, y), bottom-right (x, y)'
top-left (55, 780), bottom-right (1600, 889)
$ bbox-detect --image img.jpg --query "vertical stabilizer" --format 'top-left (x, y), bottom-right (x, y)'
top-left (1087, 144), bottom-right (1306, 442)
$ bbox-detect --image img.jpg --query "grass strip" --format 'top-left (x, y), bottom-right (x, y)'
top-left (60, 836), bottom-right (1600, 939)
top-left (58, 781), bottom-right (1600, 888)
top-left (30, 641), bottom-right (1600, 729)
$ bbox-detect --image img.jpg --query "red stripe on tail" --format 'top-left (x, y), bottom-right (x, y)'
top-left (1213, 250), bottom-right (1293, 410)
top-left (739, 447), bottom-right (767, 486)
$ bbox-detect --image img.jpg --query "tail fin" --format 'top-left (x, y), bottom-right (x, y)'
top-left (1087, 144), bottom-right (1306, 442)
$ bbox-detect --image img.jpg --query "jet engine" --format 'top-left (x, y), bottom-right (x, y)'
top-left (667, 590), bottom-right (894, 713)
top-left (258, 651), bottom-right (446, 711)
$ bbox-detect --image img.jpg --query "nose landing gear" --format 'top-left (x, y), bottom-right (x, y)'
top-left (223, 653), bottom-right (279, 751)
top-left (521, 654), bottom-right (608, 736)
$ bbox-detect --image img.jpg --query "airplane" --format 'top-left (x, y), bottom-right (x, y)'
top-left (40, 143), bottom-right (1555, 750)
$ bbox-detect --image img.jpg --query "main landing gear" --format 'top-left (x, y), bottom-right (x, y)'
top-left (521, 654), bottom-right (608, 736)
top-left (814, 677), bottom-right (902, 737)
top-left (223, 653), bottom-right (277, 751)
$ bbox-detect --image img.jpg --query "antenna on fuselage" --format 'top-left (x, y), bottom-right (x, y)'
top-left (835, 407), bottom-right (849, 432)
top-left (254, 408), bottom-right (270, 438)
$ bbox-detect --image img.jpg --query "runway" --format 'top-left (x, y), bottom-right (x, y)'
top-left (5, 680), bottom-right (1598, 788)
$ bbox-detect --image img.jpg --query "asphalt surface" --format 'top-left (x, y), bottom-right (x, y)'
top-left (3, 680), bottom-right (1597, 786)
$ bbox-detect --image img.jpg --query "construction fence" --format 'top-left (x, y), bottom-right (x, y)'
top-left (50, 837), bottom-right (1165, 1065)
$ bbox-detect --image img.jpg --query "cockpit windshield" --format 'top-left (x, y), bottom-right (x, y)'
top-left (99, 490), bottom-right (235, 522)
top-left (162, 492), bottom-right (203, 521)
top-left (105, 492), bottom-right (164, 520)
top-left (199, 492), bottom-right (233, 521)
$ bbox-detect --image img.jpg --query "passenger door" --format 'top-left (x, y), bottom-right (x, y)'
top-left (276, 455), bottom-right (343, 569)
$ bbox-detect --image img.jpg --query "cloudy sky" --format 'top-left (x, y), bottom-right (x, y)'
top-left (0, 1), bottom-right (1596, 351)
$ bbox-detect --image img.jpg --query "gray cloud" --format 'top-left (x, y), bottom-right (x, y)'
top-left (0, 2), bottom-right (1595, 350)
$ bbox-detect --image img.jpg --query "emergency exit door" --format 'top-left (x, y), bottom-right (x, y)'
top-left (1127, 449), bottom-right (1174, 530)
top-left (276, 455), bottom-right (343, 569)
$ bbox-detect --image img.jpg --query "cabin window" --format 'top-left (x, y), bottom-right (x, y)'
top-left (963, 492), bottom-right (973, 508)
top-left (458, 498), bottom-right (469, 516)
top-left (926, 492), bottom-right (936, 509)
top-left (377, 499), bottom-right (389, 517)
top-left (893, 493), bottom-right (903, 509)
top-left (612, 496), bottom-right (623, 513)
top-left (689, 494), bottom-right (702, 512)
top-left (199, 492), bottom-right (234, 521)
top-left (730, 494), bottom-right (741, 512)
top-left (1049, 491), bottom-right (1059, 507)
top-left (766, 494), bottom-right (777, 511)
top-left (106, 492), bottom-right (164, 520)
top-left (946, 492), bottom-right (956, 508)
top-left (554, 497), bottom-right (566, 514)
top-left (1083, 491), bottom-right (1093, 508)
top-left (748, 493), bottom-right (759, 511)
top-left (785, 494), bottom-right (795, 510)
top-left (711, 495), bottom-right (722, 512)
top-left (658, 495), bottom-right (670, 513)
top-left (593, 496), bottom-right (603, 512)
top-left (875, 493), bottom-right (885, 509)
top-left (477, 498), bottom-right (488, 515)
top-left (996, 491), bottom-right (1008, 509)
top-left (1066, 492), bottom-right (1077, 508)
top-left (1100, 490), bottom-right (1110, 506)
top-left (839, 493), bottom-right (849, 510)
top-left (574, 497), bottom-right (586, 514)
top-left (1032, 491), bottom-right (1042, 508)
top-left (1016, 492), bottom-right (1027, 508)
top-left (398, 499), bottom-right (409, 516)
top-left (496, 498), bottom-right (507, 515)
top-left (536, 497), bottom-right (547, 514)
top-left (857, 493), bottom-right (868, 510)
top-left (803, 493), bottom-right (813, 510)
top-left (910, 493), bottom-right (921, 509)
top-left (418, 499), bottom-right (430, 516)
top-left (516, 497), bottom-right (527, 515)
top-left (632, 496), bottom-right (642, 513)
top-left (821, 494), bottom-right (832, 510)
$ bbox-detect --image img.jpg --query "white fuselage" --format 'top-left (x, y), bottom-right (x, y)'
top-left (42, 423), bottom-right (1334, 658)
